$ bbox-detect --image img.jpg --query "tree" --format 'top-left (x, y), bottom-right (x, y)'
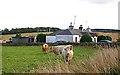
top-left (16, 33), bottom-right (21, 38)
top-left (117, 38), bottom-right (120, 42)
top-left (36, 34), bottom-right (46, 43)
top-left (80, 34), bottom-right (92, 43)
top-left (97, 35), bottom-right (106, 42)
top-left (105, 36), bottom-right (112, 41)
top-left (97, 35), bottom-right (112, 42)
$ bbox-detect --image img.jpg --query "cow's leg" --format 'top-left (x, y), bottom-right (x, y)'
top-left (64, 59), bottom-right (68, 64)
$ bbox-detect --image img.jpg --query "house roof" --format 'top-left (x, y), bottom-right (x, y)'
top-left (48, 29), bottom-right (96, 36)
top-left (47, 30), bottom-right (64, 36)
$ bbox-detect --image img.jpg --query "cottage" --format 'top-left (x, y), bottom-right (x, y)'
top-left (46, 23), bottom-right (97, 43)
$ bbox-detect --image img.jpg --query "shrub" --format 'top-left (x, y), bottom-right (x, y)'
top-left (106, 36), bottom-right (112, 41)
top-left (80, 34), bottom-right (92, 43)
top-left (97, 35), bottom-right (112, 42)
top-left (97, 35), bottom-right (106, 42)
top-left (15, 33), bottom-right (21, 38)
top-left (117, 38), bottom-right (120, 42)
top-left (36, 34), bottom-right (46, 43)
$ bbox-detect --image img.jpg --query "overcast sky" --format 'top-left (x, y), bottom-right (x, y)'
top-left (0, 0), bottom-right (119, 30)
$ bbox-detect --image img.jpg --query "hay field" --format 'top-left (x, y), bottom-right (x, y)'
top-left (98, 32), bottom-right (119, 42)
top-left (1, 32), bottom-right (52, 40)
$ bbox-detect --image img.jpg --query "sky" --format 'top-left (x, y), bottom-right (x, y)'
top-left (0, 0), bottom-right (119, 30)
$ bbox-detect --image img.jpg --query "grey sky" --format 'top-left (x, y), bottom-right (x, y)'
top-left (81, 0), bottom-right (114, 4)
top-left (0, 0), bottom-right (119, 30)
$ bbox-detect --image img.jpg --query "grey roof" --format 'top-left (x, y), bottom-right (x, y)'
top-left (48, 29), bottom-right (96, 36)
top-left (48, 29), bottom-right (82, 36)
top-left (57, 29), bottom-right (73, 35)
top-left (47, 30), bottom-right (63, 36)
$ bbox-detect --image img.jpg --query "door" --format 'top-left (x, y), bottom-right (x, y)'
top-left (75, 37), bottom-right (77, 42)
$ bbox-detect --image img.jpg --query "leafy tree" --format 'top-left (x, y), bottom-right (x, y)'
top-left (97, 35), bottom-right (112, 42)
top-left (97, 35), bottom-right (106, 42)
top-left (16, 33), bottom-right (21, 38)
top-left (117, 38), bottom-right (120, 42)
top-left (80, 34), bottom-right (92, 43)
top-left (36, 34), bottom-right (46, 43)
top-left (105, 36), bottom-right (112, 41)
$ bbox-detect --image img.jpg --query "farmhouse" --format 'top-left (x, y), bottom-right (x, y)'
top-left (12, 36), bottom-right (36, 44)
top-left (46, 23), bottom-right (97, 43)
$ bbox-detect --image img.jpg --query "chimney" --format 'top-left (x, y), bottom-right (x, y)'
top-left (69, 22), bottom-right (74, 29)
top-left (79, 25), bottom-right (83, 31)
top-left (86, 26), bottom-right (91, 32)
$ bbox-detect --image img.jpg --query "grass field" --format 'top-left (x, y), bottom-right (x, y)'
top-left (2, 46), bottom-right (96, 73)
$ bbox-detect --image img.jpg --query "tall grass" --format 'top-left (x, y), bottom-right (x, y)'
top-left (31, 47), bottom-right (119, 73)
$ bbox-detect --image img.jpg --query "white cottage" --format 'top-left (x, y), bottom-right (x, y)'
top-left (46, 23), bottom-right (97, 43)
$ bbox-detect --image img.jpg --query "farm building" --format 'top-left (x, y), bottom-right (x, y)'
top-left (12, 36), bottom-right (36, 44)
top-left (46, 23), bottom-right (97, 43)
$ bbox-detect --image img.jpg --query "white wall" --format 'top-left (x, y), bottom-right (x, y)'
top-left (46, 36), bottom-right (56, 43)
top-left (56, 35), bottom-right (73, 42)
top-left (73, 35), bottom-right (80, 43)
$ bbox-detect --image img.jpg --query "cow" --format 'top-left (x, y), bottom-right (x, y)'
top-left (49, 45), bottom-right (66, 55)
top-left (50, 45), bottom-right (73, 64)
top-left (42, 43), bottom-right (49, 54)
top-left (61, 45), bottom-right (73, 64)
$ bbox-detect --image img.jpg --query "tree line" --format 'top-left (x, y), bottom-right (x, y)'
top-left (1, 27), bottom-right (61, 35)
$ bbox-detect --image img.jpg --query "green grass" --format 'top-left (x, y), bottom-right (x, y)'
top-left (2, 46), bottom-right (96, 73)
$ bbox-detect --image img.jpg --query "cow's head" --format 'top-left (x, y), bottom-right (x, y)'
top-left (64, 45), bottom-right (73, 62)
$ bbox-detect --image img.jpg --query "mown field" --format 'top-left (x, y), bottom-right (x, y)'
top-left (2, 46), bottom-right (96, 73)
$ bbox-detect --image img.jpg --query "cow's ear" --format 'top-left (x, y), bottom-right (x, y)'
top-left (64, 48), bottom-right (67, 51)
top-left (70, 46), bottom-right (72, 50)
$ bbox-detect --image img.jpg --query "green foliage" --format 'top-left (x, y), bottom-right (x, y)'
top-left (97, 35), bottom-right (112, 42)
top-left (2, 27), bottom-right (61, 35)
top-left (9, 38), bottom-right (12, 40)
top-left (117, 38), bottom-right (120, 42)
top-left (15, 33), bottom-right (21, 38)
top-left (80, 34), bottom-right (92, 43)
top-left (105, 36), bottom-right (112, 41)
top-left (36, 34), bottom-right (46, 43)
top-left (97, 35), bottom-right (106, 42)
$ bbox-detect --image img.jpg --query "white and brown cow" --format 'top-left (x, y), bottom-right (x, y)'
top-left (50, 45), bottom-right (66, 55)
top-left (50, 45), bottom-right (73, 64)
top-left (61, 45), bottom-right (73, 64)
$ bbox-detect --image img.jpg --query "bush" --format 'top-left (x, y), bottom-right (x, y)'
top-left (97, 35), bottom-right (112, 42)
top-left (15, 33), bottom-right (21, 38)
top-left (117, 38), bottom-right (120, 42)
top-left (106, 36), bottom-right (112, 41)
top-left (36, 34), bottom-right (46, 43)
top-left (97, 35), bottom-right (106, 42)
top-left (80, 34), bottom-right (92, 43)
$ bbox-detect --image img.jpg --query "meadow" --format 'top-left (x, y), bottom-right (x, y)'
top-left (2, 45), bottom-right (96, 73)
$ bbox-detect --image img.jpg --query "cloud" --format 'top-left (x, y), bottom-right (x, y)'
top-left (80, 0), bottom-right (114, 4)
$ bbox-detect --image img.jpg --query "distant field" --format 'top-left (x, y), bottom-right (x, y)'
top-left (98, 32), bottom-right (119, 42)
top-left (1, 32), bottom-right (52, 40)
top-left (2, 46), bottom-right (96, 73)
